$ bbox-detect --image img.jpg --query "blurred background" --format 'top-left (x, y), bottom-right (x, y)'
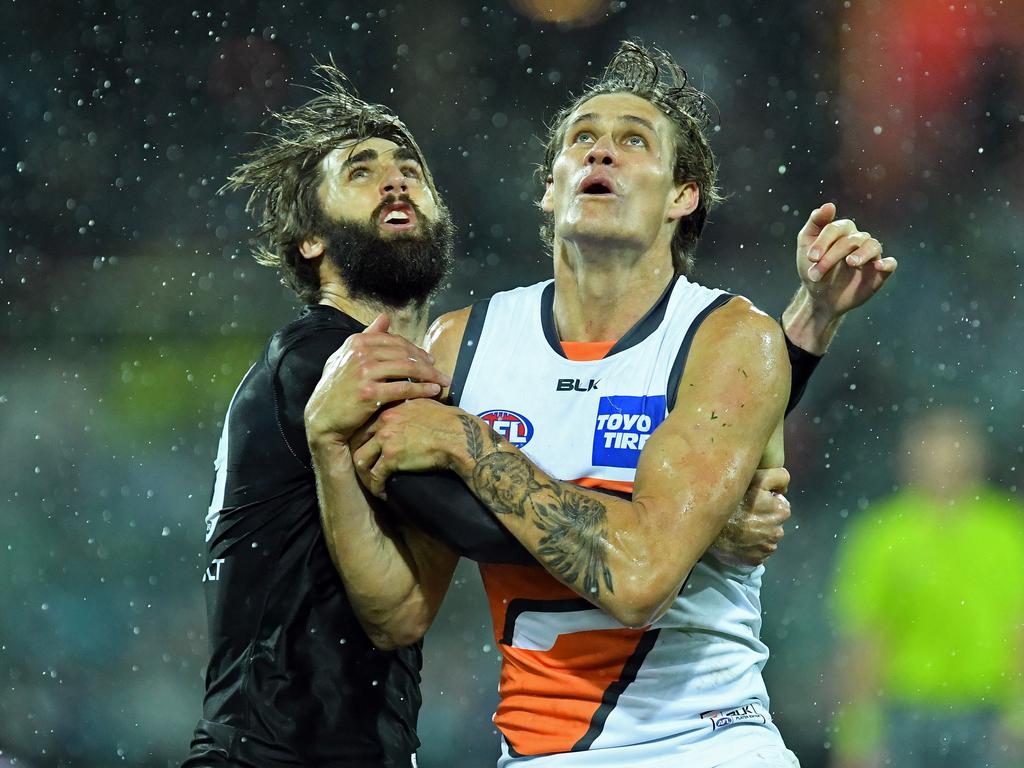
top-left (2, 0), bottom-right (1022, 765)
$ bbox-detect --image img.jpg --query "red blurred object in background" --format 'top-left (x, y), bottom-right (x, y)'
top-left (838, 0), bottom-right (1024, 192)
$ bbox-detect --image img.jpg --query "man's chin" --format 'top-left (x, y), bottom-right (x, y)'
top-left (377, 229), bottom-right (422, 241)
top-left (559, 222), bottom-right (641, 249)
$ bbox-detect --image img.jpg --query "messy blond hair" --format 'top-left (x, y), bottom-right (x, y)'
top-left (539, 41), bottom-right (722, 275)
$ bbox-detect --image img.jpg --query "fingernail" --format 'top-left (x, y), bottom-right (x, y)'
top-left (808, 249), bottom-right (820, 261)
top-left (807, 265), bottom-right (821, 282)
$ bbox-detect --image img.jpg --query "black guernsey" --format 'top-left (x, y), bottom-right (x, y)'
top-left (184, 305), bottom-right (420, 768)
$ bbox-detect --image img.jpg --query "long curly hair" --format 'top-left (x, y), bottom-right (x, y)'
top-left (538, 41), bottom-right (722, 275)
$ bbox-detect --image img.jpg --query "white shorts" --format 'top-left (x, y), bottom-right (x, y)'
top-left (499, 729), bottom-right (795, 768)
top-left (714, 747), bottom-right (800, 768)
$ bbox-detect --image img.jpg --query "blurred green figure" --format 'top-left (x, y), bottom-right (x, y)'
top-left (830, 408), bottom-right (1024, 768)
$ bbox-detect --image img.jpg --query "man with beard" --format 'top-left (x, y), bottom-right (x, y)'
top-left (183, 65), bottom-right (458, 767)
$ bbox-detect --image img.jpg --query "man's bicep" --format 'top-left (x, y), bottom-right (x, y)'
top-left (634, 300), bottom-right (791, 521)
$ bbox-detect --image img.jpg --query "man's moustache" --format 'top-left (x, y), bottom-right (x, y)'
top-left (372, 194), bottom-right (424, 224)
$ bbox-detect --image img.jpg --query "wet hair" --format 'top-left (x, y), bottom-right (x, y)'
top-left (223, 60), bottom-right (443, 303)
top-left (538, 40), bottom-right (722, 275)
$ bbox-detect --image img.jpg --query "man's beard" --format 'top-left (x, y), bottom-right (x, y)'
top-left (319, 196), bottom-right (455, 309)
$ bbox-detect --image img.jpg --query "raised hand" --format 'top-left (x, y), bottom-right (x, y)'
top-left (797, 202), bottom-right (898, 317)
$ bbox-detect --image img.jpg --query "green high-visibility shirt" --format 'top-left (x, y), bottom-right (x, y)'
top-left (833, 487), bottom-right (1024, 707)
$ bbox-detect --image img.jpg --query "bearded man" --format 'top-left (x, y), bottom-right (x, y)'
top-left (183, 65), bottom-right (456, 768)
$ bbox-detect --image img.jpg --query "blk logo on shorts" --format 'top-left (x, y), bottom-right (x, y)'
top-left (479, 409), bottom-right (534, 447)
top-left (700, 702), bottom-right (767, 731)
top-left (592, 395), bottom-right (666, 468)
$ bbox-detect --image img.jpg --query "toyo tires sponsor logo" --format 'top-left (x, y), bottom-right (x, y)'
top-left (478, 409), bottom-right (534, 447)
top-left (592, 395), bottom-right (666, 469)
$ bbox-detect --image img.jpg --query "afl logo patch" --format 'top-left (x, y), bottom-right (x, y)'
top-left (479, 409), bottom-right (534, 447)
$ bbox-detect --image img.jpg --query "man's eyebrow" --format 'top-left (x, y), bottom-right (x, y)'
top-left (340, 148), bottom-right (377, 170)
top-left (567, 113), bottom-right (658, 134)
top-left (568, 112), bottom-right (597, 128)
top-left (392, 146), bottom-right (422, 164)
top-left (620, 114), bottom-right (658, 133)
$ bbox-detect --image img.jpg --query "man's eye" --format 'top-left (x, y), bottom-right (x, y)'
top-left (401, 166), bottom-right (421, 179)
top-left (350, 167), bottom-right (370, 180)
top-left (626, 135), bottom-right (647, 148)
top-left (575, 131), bottom-right (595, 144)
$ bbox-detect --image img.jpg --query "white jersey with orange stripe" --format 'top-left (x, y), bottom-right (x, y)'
top-left (450, 277), bottom-right (789, 766)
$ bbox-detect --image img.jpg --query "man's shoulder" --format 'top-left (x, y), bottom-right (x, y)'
top-left (271, 305), bottom-right (362, 366)
top-left (690, 295), bottom-right (786, 366)
top-left (426, 280), bottom-right (550, 369)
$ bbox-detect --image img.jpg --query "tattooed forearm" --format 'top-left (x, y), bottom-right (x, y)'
top-left (472, 451), bottom-right (542, 518)
top-left (532, 492), bottom-right (614, 596)
top-left (457, 414), bottom-right (498, 461)
top-left (471, 447), bottom-right (615, 596)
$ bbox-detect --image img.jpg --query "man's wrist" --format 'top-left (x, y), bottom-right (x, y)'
top-left (307, 431), bottom-right (353, 464)
top-left (782, 286), bottom-right (842, 356)
top-left (447, 413), bottom-right (505, 480)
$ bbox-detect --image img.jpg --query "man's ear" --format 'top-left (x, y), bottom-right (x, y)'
top-left (299, 238), bottom-right (325, 260)
top-left (540, 176), bottom-right (554, 214)
top-left (667, 181), bottom-right (699, 222)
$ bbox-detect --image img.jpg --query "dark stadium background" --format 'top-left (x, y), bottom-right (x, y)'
top-left (2, 0), bottom-right (1021, 765)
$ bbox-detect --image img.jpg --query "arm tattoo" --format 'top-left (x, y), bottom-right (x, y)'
top-left (457, 414), bottom-right (493, 461)
top-left (532, 491), bottom-right (615, 597)
top-left (465, 427), bottom-right (615, 597)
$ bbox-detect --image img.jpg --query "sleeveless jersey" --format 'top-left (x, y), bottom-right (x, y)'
top-left (451, 278), bottom-right (786, 768)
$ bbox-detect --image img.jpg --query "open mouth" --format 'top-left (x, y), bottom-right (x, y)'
top-left (577, 176), bottom-right (616, 197)
top-left (379, 202), bottom-right (418, 231)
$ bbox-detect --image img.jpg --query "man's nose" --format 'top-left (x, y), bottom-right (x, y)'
top-left (380, 166), bottom-right (408, 195)
top-left (585, 136), bottom-right (616, 166)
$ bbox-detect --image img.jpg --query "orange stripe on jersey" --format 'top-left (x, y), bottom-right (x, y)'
top-left (480, 563), bottom-right (648, 756)
top-left (561, 340), bottom-right (616, 361)
top-left (571, 476), bottom-right (635, 495)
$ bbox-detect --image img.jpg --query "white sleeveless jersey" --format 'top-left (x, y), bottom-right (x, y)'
top-left (451, 278), bottom-right (786, 767)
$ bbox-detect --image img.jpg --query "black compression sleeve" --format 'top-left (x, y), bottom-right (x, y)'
top-left (385, 472), bottom-right (632, 565)
top-left (385, 472), bottom-right (536, 565)
top-left (784, 331), bottom-right (823, 415)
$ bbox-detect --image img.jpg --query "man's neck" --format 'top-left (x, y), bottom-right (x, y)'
top-left (552, 239), bottom-right (675, 342)
top-left (318, 283), bottom-right (429, 343)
